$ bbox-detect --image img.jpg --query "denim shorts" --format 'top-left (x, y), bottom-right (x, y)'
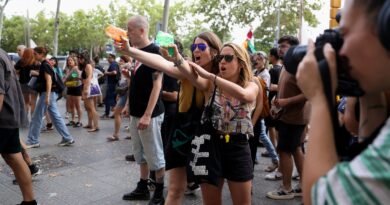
top-left (116, 94), bottom-right (128, 107)
top-left (130, 113), bottom-right (165, 171)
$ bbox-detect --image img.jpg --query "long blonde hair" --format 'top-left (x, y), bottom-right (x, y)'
top-left (221, 42), bottom-right (253, 87)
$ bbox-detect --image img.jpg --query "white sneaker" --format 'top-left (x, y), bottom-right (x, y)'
top-left (265, 171), bottom-right (282, 181)
top-left (292, 170), bottom-right (300, 180)
top-left (184, 183), bottom-right (200, 195)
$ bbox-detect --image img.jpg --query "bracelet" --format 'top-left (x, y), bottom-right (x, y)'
top-left (173, 57), bottom-right (184, 67)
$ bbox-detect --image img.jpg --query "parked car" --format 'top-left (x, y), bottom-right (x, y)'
top-left (8, 52), bottom-right (20, 63)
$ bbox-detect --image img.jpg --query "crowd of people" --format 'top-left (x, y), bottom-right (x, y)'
top-left (0, 0), bottom-right (389, 204)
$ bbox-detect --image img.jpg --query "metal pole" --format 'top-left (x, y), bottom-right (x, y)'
top-left (26, 10), bottom-right (31, 48)
top-left (275, 0), bottom-right (281, 47)
top-left (53, 0), bottom-right (61, 56)
top-left (299, 0), bottom-right (303, 42)
top-left (162, 0), bottom-right (170, 32)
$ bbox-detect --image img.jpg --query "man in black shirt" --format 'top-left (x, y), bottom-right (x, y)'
top-left (0, 48), bottom-right (38, 205)
top-left (121, 15), bottom-right (165, 205)
top-left (102, 53), bottom-right (119, 118)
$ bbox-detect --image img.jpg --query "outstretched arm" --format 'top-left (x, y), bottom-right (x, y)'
top-left (117, 39), bottom-right (185, 80)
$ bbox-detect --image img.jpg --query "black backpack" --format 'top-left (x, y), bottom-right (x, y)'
top-left (52, 68), bottom-right (65, 100)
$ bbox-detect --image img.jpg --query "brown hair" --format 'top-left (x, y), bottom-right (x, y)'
top-left (120, 55), bottom-right (130, 63)
top-left (33, 46), bottom-right (48, 56)
top-left (19, 48), bottom-right (35, 67)
top-left (192, 31), bottom-right (222, 74)
top-left (222, 43), bottom-right (253, 87)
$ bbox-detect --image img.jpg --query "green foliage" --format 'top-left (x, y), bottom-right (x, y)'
top-left (1, 15), bottom-right (25, 52)
top-left (193, 0), bottom-right (321, 52)
top-left (1, 0), bottom-right (321, 57)
top-left (253, 0), bottom-right (321, 52)
top-left (194, 0), bottom-right (263, 41)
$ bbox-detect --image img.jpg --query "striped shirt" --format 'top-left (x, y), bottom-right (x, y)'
top-left (312, 117), bottom-right (390, 205)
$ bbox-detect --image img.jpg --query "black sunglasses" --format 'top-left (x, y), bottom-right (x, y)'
top-left (191, 43), bottom-right (207, 52)
top-left (215, 54), bottom-right (234, 63)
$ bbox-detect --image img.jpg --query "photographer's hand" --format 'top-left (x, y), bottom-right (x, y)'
top-left (297, 40), bottom-right (339, 205)
top-left (296, 40), bottom-right (337, 103)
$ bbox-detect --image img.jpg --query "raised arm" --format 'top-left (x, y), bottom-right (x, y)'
top-left (190, 61), bottom-right (258, 103)
top-left (251, 77), bottom-right (264, 125)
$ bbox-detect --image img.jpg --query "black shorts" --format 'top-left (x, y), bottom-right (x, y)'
top-left (66, 86), bottom-right (82, 96)
top-left (0, 128), bottom-right (22, 154)
top-left (218, 134), bottom-right (253, 182)
top-left (277, 121), bottom-right (305, 153)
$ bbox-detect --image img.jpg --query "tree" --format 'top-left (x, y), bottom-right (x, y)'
top-left (193, 0), bottom-right (263, 42)
top-left (193, 0), bottom-right (321, 51)
top-left (1, 15), bottom-right (24, 51)
top-left (253, 0), bottom-right (321, 52)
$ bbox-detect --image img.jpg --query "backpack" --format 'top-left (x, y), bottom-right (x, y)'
top-left (53, 71), bottom-right (65, 100)
top-left (257, 76), bottom-right (270, 118)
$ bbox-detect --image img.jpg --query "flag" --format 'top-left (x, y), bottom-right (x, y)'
top-left (243, 29), bottom-right (256, 54)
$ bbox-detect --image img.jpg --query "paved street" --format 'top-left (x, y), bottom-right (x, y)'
top-left (0, 99), bottom-right (301, 205)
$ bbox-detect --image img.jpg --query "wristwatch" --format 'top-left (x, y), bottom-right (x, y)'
top-left (174, 57), bottom-right (184, 67)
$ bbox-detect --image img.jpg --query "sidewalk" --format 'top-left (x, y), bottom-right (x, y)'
top-left (0, 99), bottom-right (301, 205)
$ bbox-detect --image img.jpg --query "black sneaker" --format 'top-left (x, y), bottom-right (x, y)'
top-left (184, 183), bottom-right (200, 195)
top-left (58, 139), bottom-right (75, 147)
top-left (147, 178), bottom-right (156, 191)
top-left (125, 154), bottom-right (135, 162)
top-left (18, 200), bottom-right (37, 205)
top-left (148, 195), bottom-right (165, 205)
top-left (13, 164), bottom-right (42, 185)
top-left (148, 183), bottom-right (164, 205)
top-left (29, 164), bottom-right (42, 177)
top-left (122, 181), bottom-right (150, 200)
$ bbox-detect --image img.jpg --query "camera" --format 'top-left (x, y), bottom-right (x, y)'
top-left (283, 29), bottom-right (365, 97)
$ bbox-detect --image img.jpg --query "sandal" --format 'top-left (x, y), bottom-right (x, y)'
top-left (124, 136), bottom-right (131, 140)
top-left (107, 136), bottom-right (119, 141)
top-left (87, 128), bottom-right (99, 132)
top-left (83, 125), bottom-right (92, 129)
top-left (73, 122), bottom-right (82, 127)
top-left (66, 121), bottom-right (75, 126)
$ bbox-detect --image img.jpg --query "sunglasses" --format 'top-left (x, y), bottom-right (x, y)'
top-left (215, 55), bottom-right (235, 63)
top-left (191, 43), bottom-right (207, 52)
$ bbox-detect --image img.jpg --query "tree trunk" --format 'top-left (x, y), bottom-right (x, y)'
top-left (0, 0), bottom-right (10, 47)
top-left (53, 0), bottom-right (61, 56)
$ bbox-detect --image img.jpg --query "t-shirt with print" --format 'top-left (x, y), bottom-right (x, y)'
top-left (129, 43), bottom-right (164, 118)
top-left (277, 68), bottom-right (307, 125)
